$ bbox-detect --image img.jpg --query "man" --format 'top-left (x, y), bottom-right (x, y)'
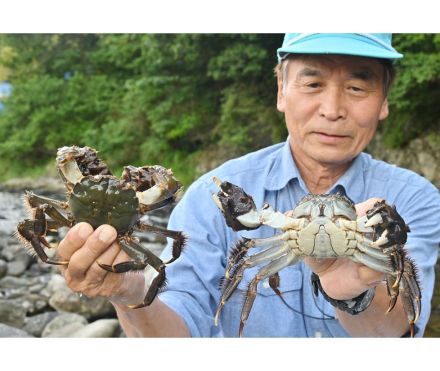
top-left (58, 34), bottom-right (440, 337)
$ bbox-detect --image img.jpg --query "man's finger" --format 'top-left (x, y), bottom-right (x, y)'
top-left (67, 224), bottom-right (117, 280)
top-left (355, 197), bottom-right (383, 217)
top-left (82, 240), bottom-right (122, 286)
top-left (58, 222), bottom-right (94, 261)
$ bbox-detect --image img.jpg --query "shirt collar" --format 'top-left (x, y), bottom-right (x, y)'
top-left (264, 138), bottom-right (300, 191)
top-left (264, 137), bottom-right (367, 202)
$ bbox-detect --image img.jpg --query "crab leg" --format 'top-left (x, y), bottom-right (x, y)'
top-left (215, 241), bottom-right (291, 326)
top-left (400, 260), bottom-right (422, 337)
top-left (16, 207), bottom-right (69, 265)
top-left (97, 237), bottom-right (167, 309)
top-left (134, 221), bottom-right (187, 264)
top-left (225, 233), bottom-right (290, 279)
top-left (238, 252), bottom-right (301, 337)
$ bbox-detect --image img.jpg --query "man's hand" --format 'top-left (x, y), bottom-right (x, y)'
top-left (57, 222), bottom-right (147, 305)
top-left (304, 197), bottom-right (384, 300)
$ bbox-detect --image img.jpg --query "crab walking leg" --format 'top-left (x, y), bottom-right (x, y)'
top-left (225, 232), bottom-right (290, 279)
top-left (352, 251), bottom-right (394, 274)
top-left (214, 241), bottom-right (291, 326)
top-left (16, 207), bottom-right (70, 265)
top-left (238, 252), bottom-right (301, 337)
top-left (400, 260), bottom-right (422, 337)
top-left (356, 241), bottom-right (391, 261)
top-left (102, 237), bottom-right (167, 309)
top-left (24, 191), bottom-right (72, 225)
top-left (134, 221), bottom-right (187, 264)
top-left (99, 236), bottom-right (164, 274)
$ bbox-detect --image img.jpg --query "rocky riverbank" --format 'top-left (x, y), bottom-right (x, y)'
top-left (0, 187), bottom-right (170, 337)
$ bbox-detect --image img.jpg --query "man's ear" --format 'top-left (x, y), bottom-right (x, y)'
top-left (379, 98), bottom-right (389, 121)
top-left (277, 75), bottom-right (286, 113)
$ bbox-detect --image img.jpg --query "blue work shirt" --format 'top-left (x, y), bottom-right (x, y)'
top-left (158, 139), bottom-right (440, 337)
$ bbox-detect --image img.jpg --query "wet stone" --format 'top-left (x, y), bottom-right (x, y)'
top-left (6, 260), bottom-right (28, 276)
top-left (0, 299), bottom-right (27, 328)
top-left (24, 311), bottom-right (60, 337)
top-left (0, 323), bottom-right (34, 338)
top-left (42, 312), bottom-right (88, 338)
top-left (68, 319), bottom-right (120, 338)
top-left (0, 259), bottom-right (7, 278)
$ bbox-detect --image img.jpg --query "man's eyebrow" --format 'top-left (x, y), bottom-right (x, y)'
top-left (348, 70), bottom-right (377, 81)
top-left (297, 67), bottom-right (322, 78)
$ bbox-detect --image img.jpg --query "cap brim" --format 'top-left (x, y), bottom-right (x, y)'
top-left (277, 34), bottom-right (403, 61)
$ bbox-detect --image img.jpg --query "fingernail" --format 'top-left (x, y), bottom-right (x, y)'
top-left (98, 226), bottom-right (115, 243)
top-left (78, 223), bottom-right (92, 240)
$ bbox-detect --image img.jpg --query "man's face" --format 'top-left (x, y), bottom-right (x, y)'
top-left (277, 55), bottom-right (389, 167)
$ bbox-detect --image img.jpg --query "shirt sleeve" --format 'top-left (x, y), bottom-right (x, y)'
top-left (157, 177), bottom-right (228, 337)
top-left (395, 181), bottom-right (440, 337)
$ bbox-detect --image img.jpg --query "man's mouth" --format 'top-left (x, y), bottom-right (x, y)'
top-left (313, 131), bottom-right (350, 143)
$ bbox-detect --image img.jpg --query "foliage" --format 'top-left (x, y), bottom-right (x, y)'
top-left (0, 34), bottom-right (438, 185)
top-left (382, 34), bottom-right (440, 148)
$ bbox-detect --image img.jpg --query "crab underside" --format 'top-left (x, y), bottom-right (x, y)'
top-left (16, 146), bottom-right (186, 308)
top-left (212, 177), bottom-right (421, 337)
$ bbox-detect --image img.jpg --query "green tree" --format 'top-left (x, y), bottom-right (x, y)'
top-left (0, 34), bottom-right (438, 186)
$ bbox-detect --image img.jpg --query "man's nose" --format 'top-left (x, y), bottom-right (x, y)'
top-left (318, 87), bottom-right (347, 121)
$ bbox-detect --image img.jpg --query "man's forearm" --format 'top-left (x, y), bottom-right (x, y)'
top-left (112, 298), bottom-right (190, 337)
top-left (336, 284), bottom-right (410, 337)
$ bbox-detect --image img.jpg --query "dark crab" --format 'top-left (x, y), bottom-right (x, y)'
top-left (16, 146), bottom-right (186, 308)
top-left (212, 177), bottom-right (421, 337)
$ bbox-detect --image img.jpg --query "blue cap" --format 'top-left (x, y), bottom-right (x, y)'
top-left (277, 33), bottom-right (403, 62)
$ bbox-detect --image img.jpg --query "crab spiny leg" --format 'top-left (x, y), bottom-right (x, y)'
top-left (352, 251), bottom-right (394, 274)
top-left (225, 233), bottom-right (289, 279)
top-left (24, 192), bottom-right (73, 226)
top-left (98, 237), bottom-right (164, 273)
top-left (99, 237), bottom-right (167, 309)
top-left (402, 258), bottom-right (421, 322)
top-left (238, 252), bottom-right (300, 337)
top-left (215, 242), bottom-right (290, 326)
top-left (134, 221), bottom-right (186, 264)
top-left (16, 207), bottom-right (69, 265)
top-left (268, 272), bottom-right (282, 297)
top-left (384, 245), bottom-right (405, 289)
top-left (385, 274), bottom-right (399, 314)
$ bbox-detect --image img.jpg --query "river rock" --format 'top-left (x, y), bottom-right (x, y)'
top-left (0, 259), bottom-right (7, 278)
top-left (41, 312), bottom-right (88, 337)
top-left (47, 274), bottom-right (115, 319)
top-left (0, 299), bottom-right (27, 327)
top-left (67, 319), bottom-right (120, 338)
top-left (6, 260), bottom-right (28, 276)
top-left (23, 311), bottom-right (60, 337)
top-left (0, 323), bottom-right (34, 337)
top-left (44, 322), bottom-right (86, 337)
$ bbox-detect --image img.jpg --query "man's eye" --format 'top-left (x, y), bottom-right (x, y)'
top-left (306, 82), bottom-right (321, 88)
top-left (349, 86), bottom-right (364, 92)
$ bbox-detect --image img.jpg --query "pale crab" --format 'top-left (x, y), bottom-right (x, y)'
top-left (212, 177), bottom-right (421, 337)
top-left (16, 146), bottom-right (186, 308)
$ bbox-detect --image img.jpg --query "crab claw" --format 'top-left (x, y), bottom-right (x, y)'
top-left (212, 177), bottom-right (260, 231)
top-left (366, 201), bottom-right (410, 247)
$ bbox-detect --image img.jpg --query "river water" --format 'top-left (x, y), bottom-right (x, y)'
top-left (1, 190), bottom-right (439, 336)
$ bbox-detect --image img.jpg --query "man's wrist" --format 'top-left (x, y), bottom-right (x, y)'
top-left (311, 272), bottom-right (376, 315)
